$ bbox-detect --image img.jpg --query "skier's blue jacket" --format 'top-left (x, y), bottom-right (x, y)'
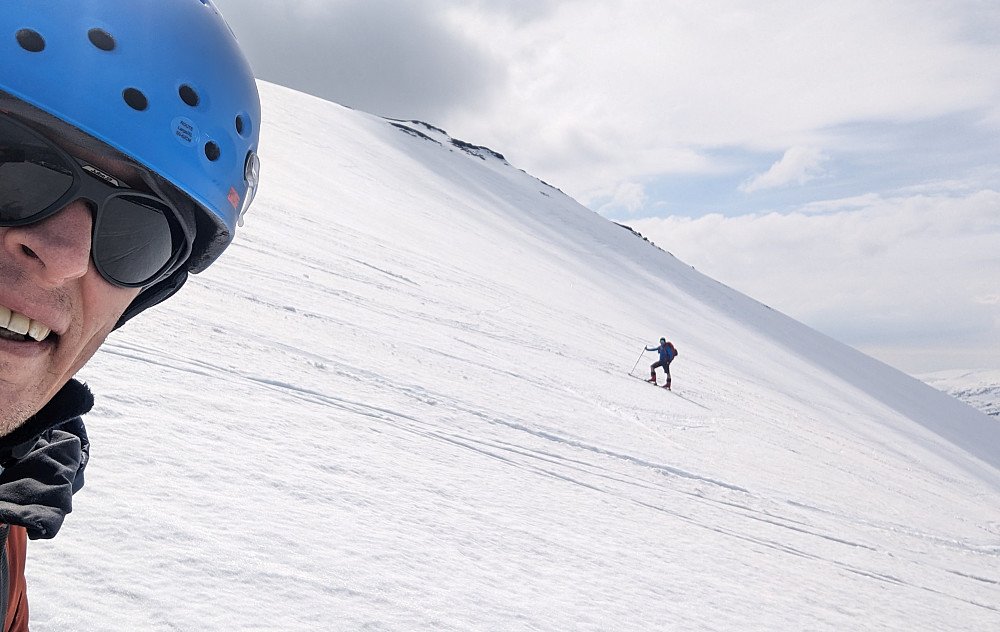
top-left (646, 342), bottom-right (676, 362)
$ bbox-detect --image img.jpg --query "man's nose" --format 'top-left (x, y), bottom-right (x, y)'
top-left (2, 201), bottom-right (93, 286)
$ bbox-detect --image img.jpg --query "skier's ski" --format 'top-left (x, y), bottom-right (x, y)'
top-left (629, 373), bottom-right (671, 390)
top-left (627, 374), bottom-right (708, 409)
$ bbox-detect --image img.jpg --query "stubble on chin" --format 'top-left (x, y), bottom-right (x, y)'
top-left (0, 388), bottom-right (39, 438)
top-left (0, 362), bottom-right (60, 439)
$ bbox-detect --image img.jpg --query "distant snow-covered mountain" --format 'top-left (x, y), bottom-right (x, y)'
top-left (922, 369), bottom-right (1000, 418)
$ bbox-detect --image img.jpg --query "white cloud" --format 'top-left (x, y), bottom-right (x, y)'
top-left (597, 181), bottom-right (648, 216)
top-left (214, 0), bottom-right (1000, 210)
top-left (213, 0), bottom-right (506, 122)
top-left (439, 0), bottom-right (1000, 202)
top-left (212, 0), bottom-right (1000, 187)
top-left (740, 147), bottom-right (828, 193)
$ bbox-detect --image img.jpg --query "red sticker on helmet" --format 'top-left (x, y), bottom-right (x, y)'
top-left (228, 187), bottom-right (241, 210)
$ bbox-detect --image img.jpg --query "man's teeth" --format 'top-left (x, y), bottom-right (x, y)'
top-left (0, 305), bottom-right (51, 342)
top-left (28, 320), bottom-right (51, 342)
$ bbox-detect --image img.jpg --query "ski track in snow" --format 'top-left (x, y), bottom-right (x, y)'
top-left (92, 331), bottom-right (1000, 627)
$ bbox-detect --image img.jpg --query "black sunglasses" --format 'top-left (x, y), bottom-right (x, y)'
top-left (0, 112), bottom-right (187, 288)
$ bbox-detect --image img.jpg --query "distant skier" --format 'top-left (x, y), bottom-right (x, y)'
top-left (646, 338), bottom-right (678, 389)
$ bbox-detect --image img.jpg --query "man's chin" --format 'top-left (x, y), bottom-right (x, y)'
top-left (0, 382), bottom-right (48, 438)
top-left (0, 404), bottom-right (35, 438)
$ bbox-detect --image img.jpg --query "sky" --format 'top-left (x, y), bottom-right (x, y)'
top-left (210, 0), bottom-right (1000, 374)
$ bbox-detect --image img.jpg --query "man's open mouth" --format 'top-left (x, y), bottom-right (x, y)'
top-left (0, 305), bottom-right (52, 343)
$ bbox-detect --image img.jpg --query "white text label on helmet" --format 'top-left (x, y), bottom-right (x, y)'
top-left (171, 117), bottom-right (200, 147)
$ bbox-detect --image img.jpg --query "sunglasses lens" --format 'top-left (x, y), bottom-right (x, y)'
top-left (2, 115), bottom-right (184, 287)
top-left (0, 118), bottom-right (75, 222)
top-left (93, 195), bottom-right (177, 286)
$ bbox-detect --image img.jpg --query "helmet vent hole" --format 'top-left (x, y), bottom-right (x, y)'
top-left (88, 28), bottom-right (116, 51)
top-left (16, 29), bottom-right (45, 53)
top-left (179, 85), bottom-right (200, 107)
top-left (122, 88), bottom-right (149, 111)
top-left (235, 115), bottom-right (245, 135)
top-left (204, 142), bottom-right (221, 162)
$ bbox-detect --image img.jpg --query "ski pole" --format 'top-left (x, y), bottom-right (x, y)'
top-left (629, 346), bottom-right (646, 376)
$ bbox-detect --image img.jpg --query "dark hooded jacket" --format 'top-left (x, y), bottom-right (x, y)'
top-left (0, 379), bottom-right (92, 631)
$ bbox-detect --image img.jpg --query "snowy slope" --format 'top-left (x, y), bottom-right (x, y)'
top-left (923, 369), bottom-right (1000, 418)
top-left (26, 82), bottom-right (1000, 631)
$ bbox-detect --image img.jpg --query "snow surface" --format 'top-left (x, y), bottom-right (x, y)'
top-left (25, 82), bottom-right (1000, 631)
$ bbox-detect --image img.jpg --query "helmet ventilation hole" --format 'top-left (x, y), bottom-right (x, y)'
top-left (122, 88), bottom-right (149, 111)
top-left (235, 115), bottom-right (245, 135)
top-left (16, 29), bottom-right (46, 53)
top-left (204, 142), bottom-right (221, 161)
top-left (179, 85), bottom-right (200, 107)
top-left (88, 28), bottom-right (116, 51)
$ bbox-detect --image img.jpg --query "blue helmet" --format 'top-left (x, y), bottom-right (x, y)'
top-left (0, 0), bottom-right (261, 322)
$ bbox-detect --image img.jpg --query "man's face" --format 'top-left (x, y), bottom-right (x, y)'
top-left (0, 197), bottom-right (141, 435)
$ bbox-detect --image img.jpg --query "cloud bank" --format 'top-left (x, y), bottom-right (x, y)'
top-left (213, 0), bottom-right (1000, 213)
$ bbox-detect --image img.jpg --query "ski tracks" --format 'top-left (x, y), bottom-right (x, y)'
top-left (96, 338), bottom-right (1000, 623)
